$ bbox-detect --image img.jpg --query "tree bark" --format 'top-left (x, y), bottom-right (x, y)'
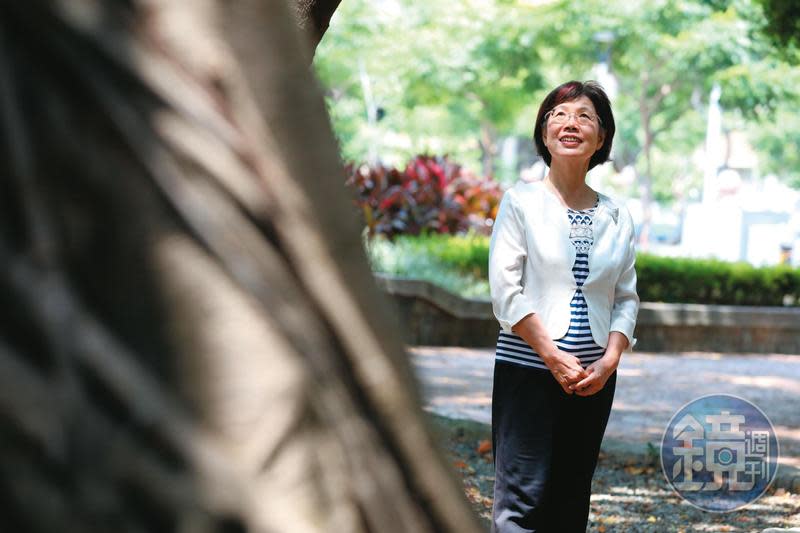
top-left (479, 120), bottom-right (497, 178)
top-left (293, 0), bottom-right (344, 55)
top-left (638, 86), bottom-right (655, 250)
top-left (0, 1), bottom-right (480, 532)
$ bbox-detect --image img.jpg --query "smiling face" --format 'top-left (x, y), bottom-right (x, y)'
top-left (541, 96), bottom-right (605, 165)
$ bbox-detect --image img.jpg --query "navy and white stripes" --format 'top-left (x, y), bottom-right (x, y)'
top-left (495, 201), bottom-right (606, 370)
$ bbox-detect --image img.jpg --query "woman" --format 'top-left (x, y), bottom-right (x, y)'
top-left (489, 80), bottom-right (639, 532)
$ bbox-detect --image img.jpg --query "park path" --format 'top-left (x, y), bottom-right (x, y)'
top-left (410, 347), bottom-right (800, 485)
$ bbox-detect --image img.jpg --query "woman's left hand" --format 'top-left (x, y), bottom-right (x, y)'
top-left (570, 355), bottom-right (617, 396)
top-left (572, 333), bottom-right (628, 396)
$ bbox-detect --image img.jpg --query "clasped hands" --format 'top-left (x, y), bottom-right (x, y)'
top-left (546, 351), bottom-right (616, 396)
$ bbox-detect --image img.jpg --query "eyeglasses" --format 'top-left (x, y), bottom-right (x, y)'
top-left (544, 109), bottom-right (602, 127)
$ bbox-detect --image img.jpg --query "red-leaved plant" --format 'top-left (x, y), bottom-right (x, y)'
top-left (345, 155), bottom-right (503, 239)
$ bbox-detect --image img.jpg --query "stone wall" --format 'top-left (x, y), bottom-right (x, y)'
top-left (375, 275), bottom-right (800, 354)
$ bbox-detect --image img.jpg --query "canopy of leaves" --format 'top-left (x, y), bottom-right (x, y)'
top-left (315, 0), bottom-right (800, 197)
top-left (757, 0), bottom-right (800, 51)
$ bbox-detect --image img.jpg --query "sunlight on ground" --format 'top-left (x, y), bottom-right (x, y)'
top-left (617, 368), bottom-right (645, 377)
top-left (428, 394), bottom-right (491, 406)
top-left (717, 375), bottom-right (800, 394)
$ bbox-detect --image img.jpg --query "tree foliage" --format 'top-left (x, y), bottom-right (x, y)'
top-left (315, 0), bottom-right (551, 175)
top-left (315, 0), bottom-right (800, 197)
top-left (757, 0), bottom-right (800, 51)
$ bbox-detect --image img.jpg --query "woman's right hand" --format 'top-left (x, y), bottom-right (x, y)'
top-left (510, 314), bottom-right (589, 394)
top-left (544, 350), bottom-right (589, 394)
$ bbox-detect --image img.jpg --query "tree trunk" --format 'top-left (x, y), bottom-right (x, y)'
top-left (479, 120), bottom-right (497, 178)
top-left (0, 1), bottom-right (480, 532)
top-left (638, 94), bottom-right (654, 250)
top-left (293, 0), bottom-right (344, 54)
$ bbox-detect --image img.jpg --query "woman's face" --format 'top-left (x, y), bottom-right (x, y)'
top-left (541, 95), bottom-right (605, 165)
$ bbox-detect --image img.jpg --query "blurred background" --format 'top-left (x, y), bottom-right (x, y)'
top-left (314, 0), bottom-right (800, 301)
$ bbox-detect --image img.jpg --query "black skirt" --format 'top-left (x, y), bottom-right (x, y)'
top-left (491, 360), bottom-right (617, 533)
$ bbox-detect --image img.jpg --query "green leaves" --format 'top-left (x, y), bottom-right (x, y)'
top-left (369, 233), bottom-right (800, 305)
top-left (636, 254), bottom-right (800, 305)
top-left (316, 0), bottom-right (800, 194)
top-left (367, 234), bottom-right (491, 299)
top-left (757, 0), bottom-right (800, 51)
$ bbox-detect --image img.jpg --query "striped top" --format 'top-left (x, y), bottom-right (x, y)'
top-left (495, 200), bottom-right (606, 370)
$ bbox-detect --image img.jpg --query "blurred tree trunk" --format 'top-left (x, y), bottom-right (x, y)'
top-left (479, 120), bottom-right (497, 178)
top-left (636, 69), bottom-right (666, 251)
top-left (0, 1), bottom-right (480, 532)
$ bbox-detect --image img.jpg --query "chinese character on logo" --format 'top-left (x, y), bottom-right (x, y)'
top-left (661, 395), bottom-right (779, 512)
top-left (671, 413), bottom-right (705, 491)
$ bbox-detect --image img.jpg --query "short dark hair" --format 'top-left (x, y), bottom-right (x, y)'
top-left (533, 80), bottom-right (615, 171)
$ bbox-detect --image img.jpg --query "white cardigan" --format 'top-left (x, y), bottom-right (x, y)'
top-left (489, 180), bottom-right (639, 351)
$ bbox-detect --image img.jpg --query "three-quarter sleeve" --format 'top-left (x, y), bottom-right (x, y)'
top-left (609, 209), bottom-right (640, 351)
top-left (489, 188), bottom-right (536, 333)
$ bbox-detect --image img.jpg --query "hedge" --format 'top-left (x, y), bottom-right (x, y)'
top-left (367, 233), bottom-right (490, 299)
top-left (368, 234), bottom-right (800, 306)
top-left (635, 254), bottom-right (800, 306)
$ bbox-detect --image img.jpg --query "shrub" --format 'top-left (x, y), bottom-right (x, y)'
top-left (410, 233), bottom-right (490, 279)
top-left (375, 233), bottom-right (490, 277)
top-left (368, 233), bottom-right (800, 306)
top-left (635, 254), bottom-right (800, 306)
top-left (367, 235), bottom-right (490, 299)
top-left (345, 154), bottom-right (503, 239)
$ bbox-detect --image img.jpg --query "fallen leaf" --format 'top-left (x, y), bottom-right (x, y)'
top-left (465, 487), bottom-right (481, 498)
top-left (646, 516), bottom-right (657, 523)
top-left (477, 439), bottom-right (492, 455)
top-left (597, 526), bottom-right (606, 532)
top-left (453, 460), bottom-right (467, 469)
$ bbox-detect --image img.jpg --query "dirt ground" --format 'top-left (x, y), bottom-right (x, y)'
top-left (430, 415), bottom-right (800, 532)
top-left (411, 347), bottom-right (800, 489)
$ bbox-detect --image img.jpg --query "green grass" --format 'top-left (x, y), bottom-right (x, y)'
top-left (367, 233), bottom-right (490, 299)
